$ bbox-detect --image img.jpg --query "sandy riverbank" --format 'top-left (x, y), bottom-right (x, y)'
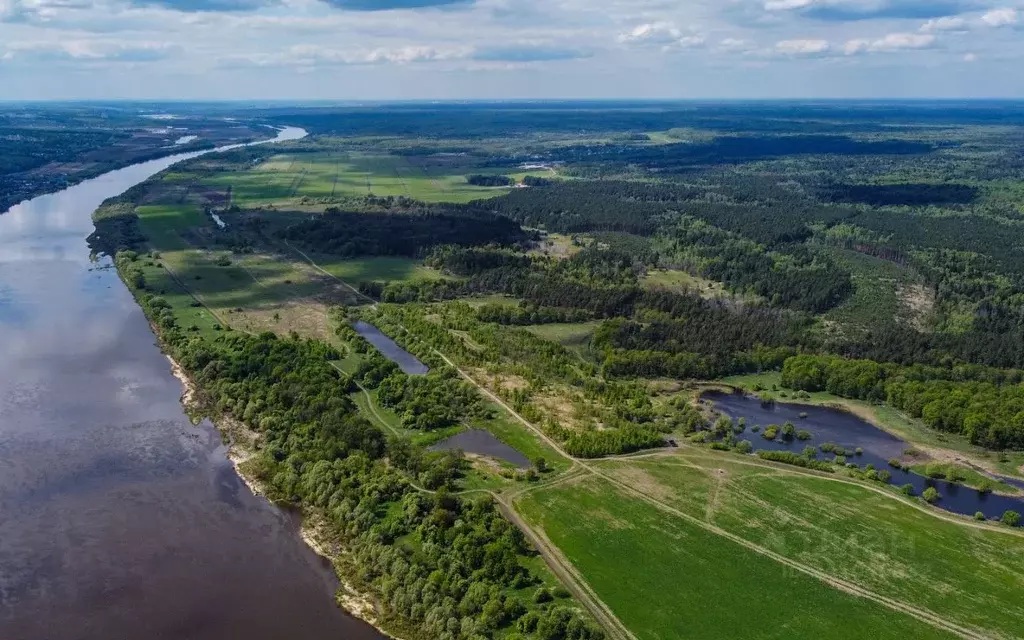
top-left (165, 353), bottom-right (403, 640)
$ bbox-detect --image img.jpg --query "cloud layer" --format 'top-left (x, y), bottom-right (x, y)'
top-left (1, 0), bottom-right (1022, 99)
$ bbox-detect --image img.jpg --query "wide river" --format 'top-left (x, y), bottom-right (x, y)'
top-left (0, 128), bottom-right (387, 639)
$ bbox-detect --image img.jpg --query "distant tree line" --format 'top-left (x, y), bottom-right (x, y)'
top-left (467, 174), bottom-right (514, 187)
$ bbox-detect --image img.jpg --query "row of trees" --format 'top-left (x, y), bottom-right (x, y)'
top-left (476, 303), bottom-right (594, 326)
top-left (467, 174), bottom-right (514, 187)
top-left (781, 354), bottom-right (1024, 450)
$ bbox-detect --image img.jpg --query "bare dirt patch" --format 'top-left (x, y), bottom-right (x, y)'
top-left (472, 368), bottom-right (530, 393)
top-left (202, 190), bottom-right (230, 206)
top-left (898, 283), bottom-right (936, 331)
top-left (535, 390), bottom-right (585, 431)
top-left (230, 300), bottom-right (334, 341)
top-left (528, 232), bottom-right (580, 260)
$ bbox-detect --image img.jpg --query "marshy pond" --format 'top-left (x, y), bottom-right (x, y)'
top-left (430, 429), bottom-right (531, 468)
top-left (353, 321), bottom-right (428, 375)
top-left (704, 391), bottom-right (1024, 523)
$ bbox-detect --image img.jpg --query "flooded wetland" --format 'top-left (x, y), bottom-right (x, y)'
top-left (705, 391), bottom-right (1024, 522)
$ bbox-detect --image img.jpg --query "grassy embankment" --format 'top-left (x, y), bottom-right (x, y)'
top-left (517, 449), bottom-right (1024, 640)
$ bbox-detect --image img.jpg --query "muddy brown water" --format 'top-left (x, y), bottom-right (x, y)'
top-left (0, 128), bottom-right (387, 639)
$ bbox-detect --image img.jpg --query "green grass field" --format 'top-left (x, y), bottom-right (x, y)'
top-left (641, 268), bottom-right (763, 304)
top-left (312, 255), bottom-right (445, 284)
top-left (586, 452), bottom-right (1024, 638)
top-left (523, 321), bottom-right (601, 364)
top-left (516, 472), bottom-right (958, 640)
top-left (135, 203), bottom-right (206, 249)
top-left (202, 151), bottom-right (519, 206)
top-left (523, 321), bottom-right (601, 347)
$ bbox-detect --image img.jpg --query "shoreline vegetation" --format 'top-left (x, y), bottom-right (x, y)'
top-left (716, 374), bottom-right (1024, 488)
top-left (699, 380), bottom-right (1024, 499)
top-left (126, 255), bottom-right (605, 640)
top-left (166, 354), bottom-right (399, 637)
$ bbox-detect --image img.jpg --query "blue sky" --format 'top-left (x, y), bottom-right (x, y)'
top-left (0, 0), bottom-right (1022, 99)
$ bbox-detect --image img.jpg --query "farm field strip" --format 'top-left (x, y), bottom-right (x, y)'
top-left (590, 454), bottom-right (1024, 638)
top-left (517, 475), bottom-right (965, 640)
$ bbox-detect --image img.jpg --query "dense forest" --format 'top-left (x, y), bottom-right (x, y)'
top-left (259, 101), bottom-right (1024, 139)
top-left (280, 209), bottom-right (528, 258)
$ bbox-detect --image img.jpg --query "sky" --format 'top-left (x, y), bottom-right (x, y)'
top-left (0, 0), bottom-right (1022, 100)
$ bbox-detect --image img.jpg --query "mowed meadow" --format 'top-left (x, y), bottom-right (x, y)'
top-left (515, 449), bottom-right (1024, 640)
top-left (194, 150), bottom-right (527, 207)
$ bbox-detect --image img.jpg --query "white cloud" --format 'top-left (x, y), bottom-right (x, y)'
top-left (233, 43), bottom-right (476, 67)
top-left (618, 22), bottom-right (681, 44)
top-left (981, 8), bottom-right (1017, 27)
top-left (920, 16), bottom-right (967, 32)
top-left (1, 0), bottom-right (1023, 99)
top-left (775, 39), bottom-right (830, 55)
top-left (964, 52), bottom-right (978, 61)
top-left (844, 33), bottom-right (935, 55)
top-left (764, 0), bottom-right (814, 10)
top-left (288, 44), bottom-right (469, 65)
top-left (617, 21), bottom-right (704, 50)
top-left (677, 35), bottom-right (706, 49)
top-left (718, 38), bottom-right (751, 52)
top-left (2, 39), bottom-right (177, 62)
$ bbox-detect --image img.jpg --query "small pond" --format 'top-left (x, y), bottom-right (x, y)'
top-left (430, 429), bottom-right (531, 468)
top-left (353, 321), bottom-right (428, 375)
top-left (704, 391), bottom-right (1024, 523)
